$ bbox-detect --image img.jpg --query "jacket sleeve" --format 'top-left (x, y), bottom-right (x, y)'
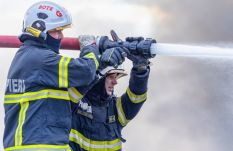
top-left (38, 46), bottom-right (98, 89)
top-left (116, 67), bottom-right (150, 127)
top-left (68, 77), bottom-right (98, 105)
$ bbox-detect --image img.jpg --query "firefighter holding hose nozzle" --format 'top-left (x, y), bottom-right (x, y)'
top-left (69, 33), bottom-right (156, 151)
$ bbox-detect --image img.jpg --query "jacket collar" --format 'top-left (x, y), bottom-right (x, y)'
top-left (19, 34), bottom-right (60, 54)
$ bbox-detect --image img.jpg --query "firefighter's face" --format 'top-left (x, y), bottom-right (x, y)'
top-left (48, 30), bottom-right (64, 39)
top-left (105, 73), bottom-right (118, 95)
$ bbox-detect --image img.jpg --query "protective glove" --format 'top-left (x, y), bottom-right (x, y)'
top-left (125, 37), bottom-right (155, 71)
top-left (79, 35), bottom-right (100, 70)
top-left (96, 36), bottom-right (119, 54)
top-left (99, 47), bottom-right (126, 69)
top-left (127, 53), bottom-right (150, 71)
top-left (78, 35), bottom-right (96, 50)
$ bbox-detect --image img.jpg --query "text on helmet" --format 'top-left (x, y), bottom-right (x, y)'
top-left (38, 5), bottom-right (53, 11)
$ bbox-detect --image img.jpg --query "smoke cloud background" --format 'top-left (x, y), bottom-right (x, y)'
top-left (0, 0), bottom-right (233, 150)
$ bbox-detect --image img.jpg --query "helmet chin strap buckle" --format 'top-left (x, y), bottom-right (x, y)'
top-left (26, 27), bottom-right (47, 40)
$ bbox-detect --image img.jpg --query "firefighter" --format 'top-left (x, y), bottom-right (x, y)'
top-left (69, 44), bottom-right (152, 150)
top-left (3, 1), bottom-right (125, 151)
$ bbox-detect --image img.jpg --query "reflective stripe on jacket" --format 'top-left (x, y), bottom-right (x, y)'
top-left (5, 144), bottom-right (72, 151)
top-left (4, 39), bottom-right (97, 150)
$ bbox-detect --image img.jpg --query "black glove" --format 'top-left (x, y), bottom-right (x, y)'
top-left (127, 53), bottom-right (150, 71)
top-left (100, 47), bottom-right (126, 69)
top-left (125, 37), bottom-right (155, 71)
top-left (97, 36), bottom-right (120, 54)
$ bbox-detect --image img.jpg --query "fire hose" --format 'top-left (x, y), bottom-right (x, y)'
top-left (0, 30), bottom-right (157, 59)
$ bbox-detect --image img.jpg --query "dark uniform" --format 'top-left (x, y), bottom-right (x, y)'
top-left (4, 35), bottom-right (98, 151)
top-left (69, 68), bottom-right (150, 151)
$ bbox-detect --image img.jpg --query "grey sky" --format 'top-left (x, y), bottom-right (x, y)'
top-left (1, 0), bottom-right (233, 151)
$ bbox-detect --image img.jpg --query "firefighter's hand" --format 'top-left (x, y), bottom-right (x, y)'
top-left (100, 47), bottom-right (126, 69)
top-left (127, 54), bottom-right (150, 71)
top-left (78, 35), bottom-right (96, 50)
top-left (96, 36), bottom-right (120, 54)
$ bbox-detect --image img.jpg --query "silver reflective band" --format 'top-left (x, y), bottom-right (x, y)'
top-left (68, 87), bottom-right (83, 103)
top-left (69, 130), bottom-right (122, 150)
top-left (126, 88), bottom-right (147, 103)
top-left (5, 144), bottom-right (71, 151)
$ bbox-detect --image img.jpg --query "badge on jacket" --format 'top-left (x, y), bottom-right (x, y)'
top-left (77, 101), bottom-right (93, 119)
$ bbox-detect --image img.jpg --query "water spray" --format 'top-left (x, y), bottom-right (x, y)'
top-left (153, 43), bottom-right (233, 57)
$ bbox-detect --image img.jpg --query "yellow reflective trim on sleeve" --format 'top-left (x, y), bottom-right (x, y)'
top-left (59, 56), bottom-right (71, 88)
top-left (4, 89), bottom-right (70, 104)
top-left (5, 144), bottom-right (71, 151)
top-left (84, 52), bottom-right (99, 69)
top-left (126, 87), bottom-right (147, 103)
top-left (64, 57), bottom-right (71, 87)
top-left (59, 56), bottom-right (65, 87)
top-left (68, 87), bottom-right (83, 103)
top-left (69, 129), bottom-right (122, 151)
top-left (14, 102), bottom-right (29, 146)
top-left (116, 97), bottom-right (130, 127)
